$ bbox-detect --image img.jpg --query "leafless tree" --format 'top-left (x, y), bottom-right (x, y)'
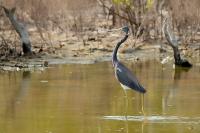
top-left (2, 6), bottom-right (32, 55)
top-left (162, 15), bottom-right (192, 67)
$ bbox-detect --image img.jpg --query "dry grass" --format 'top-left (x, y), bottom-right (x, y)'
top-left (168, 0), bottom-right (200, 45)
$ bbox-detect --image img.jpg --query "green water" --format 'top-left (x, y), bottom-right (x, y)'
top-left (0, 60), bottom-right (200, 133)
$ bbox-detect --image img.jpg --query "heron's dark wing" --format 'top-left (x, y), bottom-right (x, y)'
top-left (115, 62), bottom-right (146, 93)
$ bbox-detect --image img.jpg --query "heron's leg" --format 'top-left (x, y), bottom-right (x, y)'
top-left (141, 93), bottom-right (146, 116)
top-left (123, 89), bottom-right (129, 133)
top-left (123, 89), bottom-right (128, 121)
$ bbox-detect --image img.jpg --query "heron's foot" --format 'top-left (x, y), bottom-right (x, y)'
top-left (138, 112), bottom-right (148, 123)
top-left (124, 115), bottom-right (128, 121)
top-left (143, 116), bottom-right (149, 123)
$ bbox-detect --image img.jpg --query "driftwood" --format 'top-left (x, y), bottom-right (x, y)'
top-left (2, 6), bottom-right (32, 55)
top-left (162, 17), bottom-right (192, 68)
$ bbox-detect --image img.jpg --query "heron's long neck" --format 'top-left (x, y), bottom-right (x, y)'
top-left (112, 34), bottom-right (128, 66)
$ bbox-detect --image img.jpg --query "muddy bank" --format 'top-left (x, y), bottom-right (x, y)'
top-left (1, 25), bottom-right (200, 71)
top-left (1, 40), bottom-right (199, 72)
top-left (0, 46), bottom-right (156, 71)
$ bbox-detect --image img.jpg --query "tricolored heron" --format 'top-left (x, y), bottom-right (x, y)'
top-left (112, 26), bottom-right (146, 118)
top-left (112, 26), bottom-right (146, 93)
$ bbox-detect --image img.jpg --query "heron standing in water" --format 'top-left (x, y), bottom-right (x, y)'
top-left (112, 26), bottom-right (146, 118)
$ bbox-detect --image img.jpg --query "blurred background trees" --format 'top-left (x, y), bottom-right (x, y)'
top-left (0, 0), bottom-right (199, 57)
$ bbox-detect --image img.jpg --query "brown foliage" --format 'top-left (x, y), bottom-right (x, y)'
top-left (167, 0), bottom-right (200, 45)
top-left (0, 0), bottom-right (98, 56)
top-left (1, 0), bottom-right (97, 30)
top-left (0, 0), bottom-right (200, 57)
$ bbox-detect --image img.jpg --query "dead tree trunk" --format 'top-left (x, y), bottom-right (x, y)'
top-left (2, 6), bottom-right (32, 55)
top-left (162, 17), bottom-right (192, 68)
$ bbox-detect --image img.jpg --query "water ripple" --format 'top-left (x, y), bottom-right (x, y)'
top-left (103, 115), bottom-right (200, 124)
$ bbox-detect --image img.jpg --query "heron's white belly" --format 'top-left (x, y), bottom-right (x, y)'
top-left (120, 83), bottom-right (131, 90)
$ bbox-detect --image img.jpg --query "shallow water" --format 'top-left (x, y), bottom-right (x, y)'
top-left (0, 60), bottom-right (200, 133)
